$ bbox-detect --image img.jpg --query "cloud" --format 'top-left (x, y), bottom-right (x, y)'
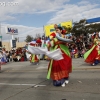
top-left (0, 0), bottom-right (100, 23)
top-left (0, 0), bottom-right (70, 21)
top-left (77, 0), bottom-right (89, 5)
top-left (47, 1), bottom-right (100, 24)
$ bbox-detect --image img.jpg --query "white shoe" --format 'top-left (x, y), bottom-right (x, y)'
top-left (65, 80), bottom-right (69, 84)
top-left (61, 82), bottom-right (65, 87)
top-left (92, 63), bottom-right (95, 66)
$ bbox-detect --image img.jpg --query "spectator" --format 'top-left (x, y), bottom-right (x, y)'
top-left (12, 53), bottom-right (18, 62)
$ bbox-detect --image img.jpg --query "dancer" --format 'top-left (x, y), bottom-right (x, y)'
top-left (29, 41), bottom-right (39, 65)
top-left (84, 34), bottom-right (100, 65)
top-left (47, 26), bottom-right (72, 87)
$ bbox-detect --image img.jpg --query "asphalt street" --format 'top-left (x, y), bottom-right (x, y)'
top-left (0, 58), bottom-right (100, 100)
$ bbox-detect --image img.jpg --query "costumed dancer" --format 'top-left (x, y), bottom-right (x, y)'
top-left (47, 26), bottom-right (72, 87)
top-left (1, 48), bottom-right (7, 64)
top-left (84, 34), bottom-right (100, 65)
top-left (29, 41), bottom-right (39, 65)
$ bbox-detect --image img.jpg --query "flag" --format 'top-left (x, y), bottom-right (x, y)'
top-left (60, 21), bottom-right (72, 29)
top-left (44, 24), bottom-right (55, 37)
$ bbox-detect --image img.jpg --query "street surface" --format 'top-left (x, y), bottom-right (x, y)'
top-left (0, 58), bottom-right (100, 100)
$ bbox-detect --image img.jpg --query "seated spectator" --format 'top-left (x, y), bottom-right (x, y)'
top-left (12, 53), bottom-right (18, 62)
top-left (81, 48), bottom-right (86, 54)
top-left (0, 51), bottom-right (7, 64)
top-left (19, 53), bottom-right (25, 62)
top-left (6, 51), bottom-right (10, 62)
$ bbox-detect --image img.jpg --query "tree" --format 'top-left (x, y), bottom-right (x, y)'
top-left (71, 19), bottom-right (86, 36)
top-left (35, 33), bottom-right (41, 38)
top-left (25, 35), bottom-right (33, 43)
top-left (85, 23), bottom-right (100, 33)
top-left (72, 18), bottom-right (100, 35)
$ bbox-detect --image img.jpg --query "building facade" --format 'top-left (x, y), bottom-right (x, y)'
top-left (2, 41), bottom-right (26, 51)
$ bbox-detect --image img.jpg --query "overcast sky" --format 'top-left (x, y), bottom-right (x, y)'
top-left (0, 0), bottom-right (100, 41)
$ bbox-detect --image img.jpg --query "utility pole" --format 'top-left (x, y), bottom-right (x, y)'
top-left (0, 23), bottom-right (2, 47)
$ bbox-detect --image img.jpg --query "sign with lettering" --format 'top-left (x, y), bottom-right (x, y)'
top-left (6, 27), bottom-right (18, 35)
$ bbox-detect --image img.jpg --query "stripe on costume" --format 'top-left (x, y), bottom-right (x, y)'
top-left (47, 45), bottom-right (58, 79)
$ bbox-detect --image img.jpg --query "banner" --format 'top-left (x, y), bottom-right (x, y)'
top-left (44, 21), bottom-right (72, 36)
top-left (44, 24), bottom-right (55, 37)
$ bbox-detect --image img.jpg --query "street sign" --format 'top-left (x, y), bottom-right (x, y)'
top-left (0, 36), bottom-right (2, 38)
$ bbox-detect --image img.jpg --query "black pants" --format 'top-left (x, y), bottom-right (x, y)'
top-left (13, 58), bottom-right (18, 62)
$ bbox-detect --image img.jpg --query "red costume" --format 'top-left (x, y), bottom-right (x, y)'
top-left (84, 37), bottom-right (100, 65)
top-left (47, 27), bottom-right (72, 87)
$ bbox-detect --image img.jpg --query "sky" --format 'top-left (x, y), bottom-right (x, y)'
top-left (0, 0), bottom-right (100, 42)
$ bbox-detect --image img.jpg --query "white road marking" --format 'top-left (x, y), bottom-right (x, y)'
top-left (36, 66), bottom-right (47, 69)
top-left (34, 85), bottom-right (46, 87)
top-left (0, 83), bottom-right (46, 87)
top-left (0, 83), bottom-right (36, 86)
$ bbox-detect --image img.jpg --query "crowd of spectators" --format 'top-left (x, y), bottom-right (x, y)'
top-left (0, 47), bottom-right (28, 65)
top-left (0, 31), bottom-right (100, 65)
